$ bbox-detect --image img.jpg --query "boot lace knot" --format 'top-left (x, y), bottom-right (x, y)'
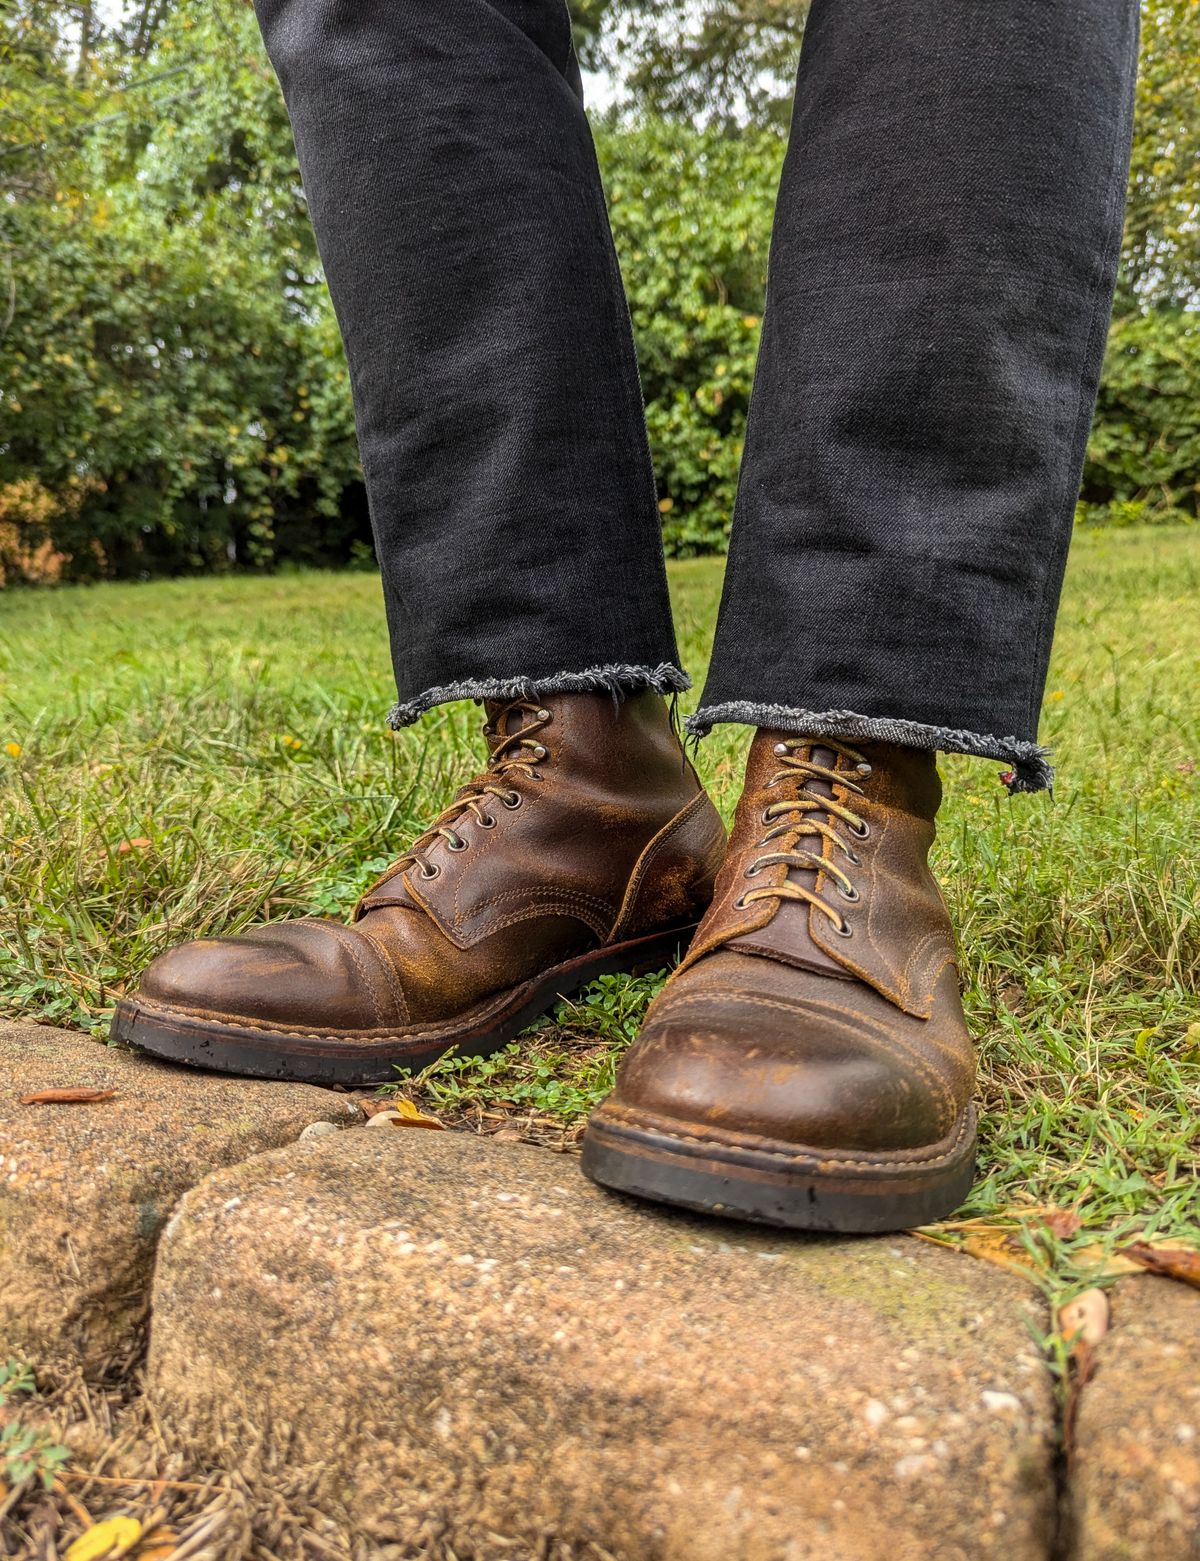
top-left (735, 738), bottom-right (872, 936)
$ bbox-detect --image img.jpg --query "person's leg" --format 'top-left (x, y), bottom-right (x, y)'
top-left (690, 0), bottom-right (1138, 792)
top-left (113, 0), bottom-right (726, 1083)
top-left (584, 0), bottom-right (1139, 1230)
top-left (257, 0), bottom-right (685, 720)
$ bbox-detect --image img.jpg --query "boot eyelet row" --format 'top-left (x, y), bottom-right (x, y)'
top-left (478, 815), bottom-right (496, 829)
top-left (837, 883), bottom-right (860, 902)
top-left (503, 792), bottom-right (523, 810)
top-left (447, 836), bottom-right (468, 852)
top-left (418, 863), bottom-right (440, 880)
top-left (833, 920), bottom-right (854, 938)
top-left (849, 819), bottom-right (871, 840)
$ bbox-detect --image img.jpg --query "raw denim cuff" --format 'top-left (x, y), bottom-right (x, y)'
top-left (685, 702), bottom-right (1053, 794)
top-left (388, 663), bottom-right (692, 729)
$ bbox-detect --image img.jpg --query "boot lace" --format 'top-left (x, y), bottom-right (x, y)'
top-left (391, 699), bottom-right (551, 884)
top-left (734, 738), bottom-right (873, 937)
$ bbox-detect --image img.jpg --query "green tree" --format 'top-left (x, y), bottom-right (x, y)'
top-left (601, 0), bottom-right (807, 129)
top-left (1, 0), bottom-right (365, 578)
top-left (1121, 0), bottom-right (1200, 306)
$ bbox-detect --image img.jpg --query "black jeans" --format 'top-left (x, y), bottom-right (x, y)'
top-left (253, 0), bottom-right (1138, 793)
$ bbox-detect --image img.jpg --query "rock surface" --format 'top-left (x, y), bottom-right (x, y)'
top-left (1070, 1277), bottom-right (1200, 1559)
top-left (149, 1128), bottom-right (1056, 1561)
top-left (0, 1020), bottom-right (360, 1375)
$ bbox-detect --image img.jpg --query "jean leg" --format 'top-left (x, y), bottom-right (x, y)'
top-left (692, 0), bottom-right (1139, 791)
top-left (253, 0), bottom-right (685, 724)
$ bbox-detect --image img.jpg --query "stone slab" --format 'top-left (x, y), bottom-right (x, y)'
top-left (0, 1020), bottom-right (361, 1376)
top-left (148, 1128), bottom-right (1056, 1561)
top-left (1070, 1276), bottom-right (1200, 1559)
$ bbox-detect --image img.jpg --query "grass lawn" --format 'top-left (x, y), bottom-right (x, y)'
top-left (1, 527), bottom-right (1197, 1288)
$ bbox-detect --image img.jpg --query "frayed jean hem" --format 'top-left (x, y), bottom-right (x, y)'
top-left (387, 662), bottom-right (692, 729)
top-left (685, 702), bottom-right (1053, 794)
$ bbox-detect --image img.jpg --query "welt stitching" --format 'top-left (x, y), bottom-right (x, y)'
top-left (600, 1104), bottom-right (973, 1172)
top-left (131, 986), bottom-right (529, 1044)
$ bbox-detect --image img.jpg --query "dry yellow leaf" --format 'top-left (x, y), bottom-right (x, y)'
top-left (388, 1098), bottom-right (445, 1130)
top-left (959, 1226), bottom-right (1044, 1282)
top-left (65, 1517), bottom-right (143, 1561)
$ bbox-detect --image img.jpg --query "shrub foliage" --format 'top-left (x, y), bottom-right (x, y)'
top-left (0, 0), bottom-right (1196, 581)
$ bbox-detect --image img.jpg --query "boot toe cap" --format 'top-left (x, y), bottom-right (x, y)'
top-left (136, 920), bottom-right (397, 1032)
top-left (612, 953), bottom-right (962, 1153)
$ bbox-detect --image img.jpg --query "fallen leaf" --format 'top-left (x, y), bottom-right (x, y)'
top-left (1058, 1288), bottom-right (1110, 1348)
top-left (1120, 1241), bottom-right (1200, 1290)
top-left (959, 1226), bottom-right (1044, 1282)
top-left (20, 1088), bottom-right (117, 1105)
top-left (64, 1517), bottom-right (142, 1561)
top-left (384, 1098), bottom-right (444, 1131)
top-left (355, 1097), bottom-right (398, 1118)
top-left (1040, 1209), bottom-right (1084, 1241)
top-left (116, 838), bottom-right (151, 855)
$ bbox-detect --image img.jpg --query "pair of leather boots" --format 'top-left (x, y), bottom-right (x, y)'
top-left (112, 692), bottom-right (976, 1233)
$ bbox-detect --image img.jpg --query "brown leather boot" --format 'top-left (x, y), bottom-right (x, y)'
top-left (112, 692), bottom-right (725, 1086)
top-left (581, 733), bottom-right (976, 1232)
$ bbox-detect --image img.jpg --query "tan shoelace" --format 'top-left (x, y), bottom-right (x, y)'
top-left (735, 738), bottom-right (873, 937)
top-left (387, 700), bottom-right (551, 886)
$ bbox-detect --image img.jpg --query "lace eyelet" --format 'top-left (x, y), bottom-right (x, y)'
top-left (744, 863), bottom-right (763, 879)
top-left (838, 883), bottom-right (860, 903)
top-left (418, 863), bottom-right (439, 880)
top-left (478, 815), bottom-right (496, 829)
top-left (446, 835), bottom-right (468, 852)
top-left (760, 809), bottom-right (775, 826)
top-left (734, 893), bottom-right (752, 910)
top-left (849, 819), bottom-right (871, 840)
top-left (503, 792), bottom-right (523, 809)
top-left (844, 848), bottom-right (861, 866)
top-left (834, 920), bottom-right (854, 938)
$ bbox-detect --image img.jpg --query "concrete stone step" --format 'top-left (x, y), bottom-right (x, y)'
top-left (0, 1019), bottom-right (361, 1376)
top-left (147, 1126), bottom-right (1057, 1561)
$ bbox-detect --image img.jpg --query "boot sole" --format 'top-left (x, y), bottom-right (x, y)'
top-left (580, 1102), bottom-right (977, 1234)
top-left (109, 922), bottom-right (697, 1088)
